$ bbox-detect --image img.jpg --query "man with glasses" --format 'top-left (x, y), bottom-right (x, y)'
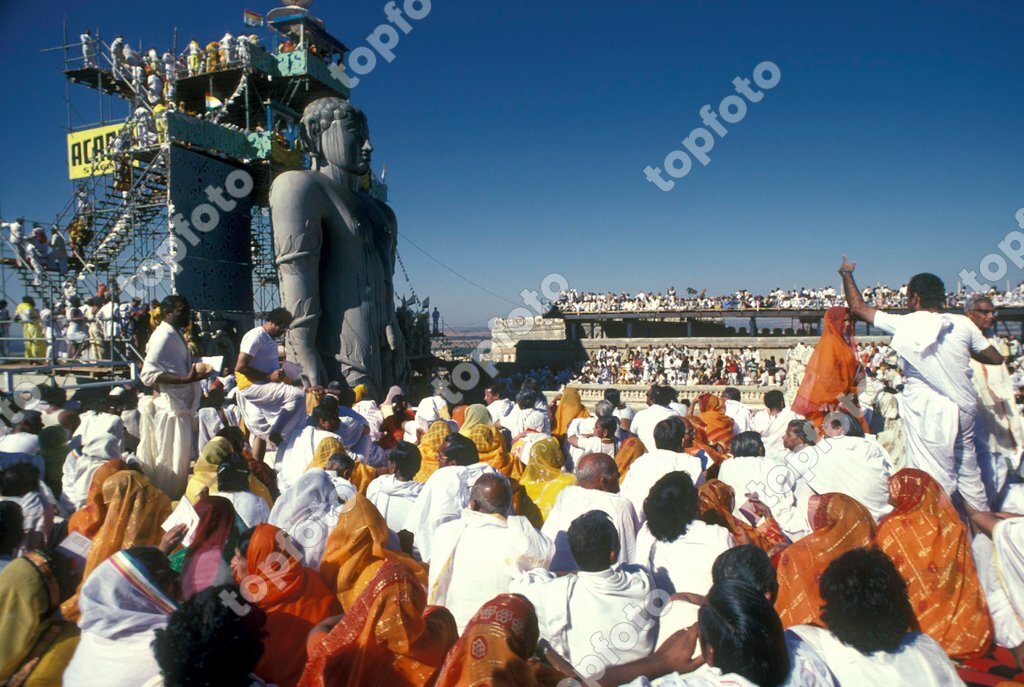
top-left (966, 294), bottom-right (1022, 508)
top-left (234, 307), bottom-right (307, 460)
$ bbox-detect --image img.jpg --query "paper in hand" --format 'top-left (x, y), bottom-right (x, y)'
top-left (161, 498), bottom-right (201, 547)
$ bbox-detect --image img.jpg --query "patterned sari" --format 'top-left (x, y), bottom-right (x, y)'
top-left (433, 594), bottom-right (564, 687)
top-left (517, 438), bottom-right (575, 528)
top-left (319, 494), bottom-right (428, 610)
top-left (414, 421), bottom-right (452, 483)
top-left (698, 479), bottom-right (784, 552)
top-left (695, 394), bottom-right (734, 448)
top-left (299, 561), bottom-right (458, 687)
top-left (306, 436), bottom-right (377, 495)
top-left (876, 469), bottom-right (993, 658)
top-left (552, 387), bottom-right (588, 440)
top-left (614, 435), bottom-right (647, 483)
top-left (775, 493), bottom-right (876, 628)
top-left (185, 436), bottom-right (273, 507)
top-left (792, 306), bottom-right (867, 432)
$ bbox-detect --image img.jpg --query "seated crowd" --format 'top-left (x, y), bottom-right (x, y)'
top-left (1, 264), bottom-right (1024, 687)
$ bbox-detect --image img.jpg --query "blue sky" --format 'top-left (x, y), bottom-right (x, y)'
top-left (1, 1), bottom-right (1022, 328)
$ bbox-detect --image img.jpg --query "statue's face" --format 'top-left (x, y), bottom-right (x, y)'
top-left (322, 110), bottom-right (372, 176)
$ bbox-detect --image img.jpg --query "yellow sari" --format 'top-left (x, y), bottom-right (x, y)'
top-left (413, 421), bottom-right (451, 483)
top-left (306, 436), bottom-right (378, 495)
top-left (185, 436), bottom-right (272, 508)
top-left (319, 494), bottom-right (428, 610)
top-left (459, 404), bottom-right (516, 477)
top-left (518, 437), bottom-right (575, 527)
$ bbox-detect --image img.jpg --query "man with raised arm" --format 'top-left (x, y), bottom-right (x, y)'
top-left (838, 256), bottom-right (1002, 511)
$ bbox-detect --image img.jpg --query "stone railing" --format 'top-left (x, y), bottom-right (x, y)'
top-left (543, 383), bottom-right (778, 411)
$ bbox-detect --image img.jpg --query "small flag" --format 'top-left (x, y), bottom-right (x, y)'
top-left (243, 9), bottom-right (264, 27)
top-left (380, 163), bottom-right (387, 182)
top-left (205, 94), bottom-right (223, 111)
top-left (422, 296), bottom-right (430, 310)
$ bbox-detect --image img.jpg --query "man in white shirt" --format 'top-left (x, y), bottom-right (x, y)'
top-left (749, 390), bottom-right (801, 458)
top-left (721, 387), bottom-right (750, 434)
top-left (542, 452), bottom-right (640, 572)
top-left (428, 473), bottom-right (553, 632)
top-left (795, 412), bottom-right (894, 524)
top-left (621, 416), bottom-right (704, 522)
top-left (139, 295), bottom-right (201, 500)
top-left (840, 257), bottom-right (1002, 511)
top-left (484, 382), bottom-right (514, 425)
top-left (401, 432), bottom-right (498, 563)
top-left (631, 386), bottom-right (680, 451)
top-left (234, 308), bottom-right (308, 461)
top-left (791, 548), bottom-right (964, 686)
top-left (632, 470), bottom-right (734, 596)
top-left (513, 511), bottom-right (656, 679)
top-left (367, 440), bottom-right (424, 539)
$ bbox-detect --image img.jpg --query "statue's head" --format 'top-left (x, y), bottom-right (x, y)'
top-left (300, 97), bottom-right (372, 176)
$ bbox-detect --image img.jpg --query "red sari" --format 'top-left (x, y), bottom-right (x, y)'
top-left (241, 524), bottom-right (342, 687)
top-left (792, 306), bottom-right (866, 431)
top-left (299, 561), bottom-right (457, 687)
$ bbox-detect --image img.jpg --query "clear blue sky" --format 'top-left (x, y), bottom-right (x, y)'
top-left (1, 1), bottom-right (1022, 328)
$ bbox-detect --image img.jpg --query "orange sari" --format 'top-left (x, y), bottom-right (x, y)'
top-left (552, 387), bottom-right (588, 440)
top-left (792, 306), bottom-right (866, 431)
top-left (61, 470), bottom-right (171, 621)
top-left (433, 594), bottom-right (565, 687)
top-left (414, 421), bottom-right (451, 483)
top-left (876, 469), bottom-right (993, 659)
top-left (66, 459), bottom-right (129, 538)
top-left (299, 561), bottom-right (458, 687)
top-left (695, 394), bottom-right (734, 448)
top-left (242, 524), bottom-right (341, 687)
top-left (775, 493), bottom-right (876, 628)
top-left (614, 435), bottom-right (647, 483)
top-left (698, 480), bottom-right (767, 550)
top-left (319, 494), bottom-right (428, 610)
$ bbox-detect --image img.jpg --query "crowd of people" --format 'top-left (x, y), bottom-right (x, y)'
top-left (1, 262), bottom-right (1024, 686)
top-left (573, 345), bottom-right (787, 387)
top-left (554, 284), bottom-right (1024, 314)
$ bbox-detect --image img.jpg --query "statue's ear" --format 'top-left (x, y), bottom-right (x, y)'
top-left (300, 116), bottom-right (322, 160)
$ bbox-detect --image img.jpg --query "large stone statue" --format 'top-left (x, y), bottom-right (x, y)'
top-left (270, 97), bottom-right (408, 396)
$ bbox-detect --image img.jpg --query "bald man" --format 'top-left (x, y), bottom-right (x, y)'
top-left (541, 452), bottom-right (640, 572)
top-left (427, 472), bottom-right (554, 632)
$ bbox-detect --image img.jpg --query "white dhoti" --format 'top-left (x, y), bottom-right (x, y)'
top-left (236, 381), bottom-right (307, 441)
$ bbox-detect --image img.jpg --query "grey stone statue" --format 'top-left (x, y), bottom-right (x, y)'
top-left (270, 97), bottom-right (408, 396)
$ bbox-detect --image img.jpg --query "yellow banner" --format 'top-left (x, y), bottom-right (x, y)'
top-left (67, 122), bottom-right (126, 179)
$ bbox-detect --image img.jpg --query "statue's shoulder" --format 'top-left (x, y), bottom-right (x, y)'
top-left (270, 170), bottom-right (328, 205)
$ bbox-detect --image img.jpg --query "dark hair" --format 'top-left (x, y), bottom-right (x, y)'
top-left (153, 584), bottom-right (266, 687)
top-left (216, 426), bottom-right (246, 453)
top-left (907, 273), bottom-right (945, 309)
top-left (160, 294), bottom-right (188, 316)
top-left (722, 387), bottom-right (741, 401)
top-left (123, 546), bottom-right (176, 594)
top-left (441, 433), bottom-right (478, 466)
top-left (603, 388), bottom-right (621, 406)
top-left (312, 396), bottom-right (339, 424)
top-left (22, 296), bottom-right (35, 307)
top-left (391, 394), bottom-right (408, 410)
top-left (265, 307), bottom-right (293, 328)
top-left (217, 453), bottom-right (251, 493)
top-left (653, 416), bottom-right (686, 451)
top-left (644, 471), bottom-right (699, 542)
top-left (325, 453), bottom-right (355, 476)
top-left (387, 441), bottom-right (422, 480)
top-left (516, 388), bottom-right (538, 410)
top-left (0, 501), bottom-right (23, 555)
top-left (568, 510), bottom-right (619, 572)
top-left (820, 548), bottom-right (914, 654)
top-left (699, 580), bottom-right (790, 687)
top-left (236, 528), bottom-right (256, 558)
top-left (486, 383), bottom-right (506, 399)
top-left (652, 385), bottom-right (676, 407)
top-left (595, 416), bottom-right (618, 437)
top-left (730, 431), bottom-right (764, 458)
top-left (763, 390), bottom-right (785, 411)
top-left (1, 463), bottom-right (40, 497)
top-left (712, 545), bottom-right (779, 603)
top-left (787, 419), bottom-right (816, 446)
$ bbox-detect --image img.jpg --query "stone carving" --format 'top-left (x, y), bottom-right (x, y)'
top-left (270, 97), bottom-right (408, 396)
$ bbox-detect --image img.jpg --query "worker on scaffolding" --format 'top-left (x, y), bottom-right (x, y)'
top-left (80, 29), bottom-right (96, 68)
top-left (146, 72), bottom-right (163, 105)
top-left (24, 226), bottom-right (49, 287)
top-left (186, 40), bottom-right (202, 76)
top-left (2, 219), bottom-right (24, 264)
top-left (162, 49), bottom-right (177, 83)
top-left (16, 296), bottom-right (45, 362)
top-left (153, 103), bottom-right (168, 144)
top-left (134, 106), bottom-right (157, 147)
top-left (49, 225), bottom-right (68, 276)
top-left (205, 41), bottom-right (220, 72)
top-left (109, 35), bottom-right (124, 76)
top-left (146, 48), bottom-right (160, 74)
top-left (220, 32), bottom-right (235, 66)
